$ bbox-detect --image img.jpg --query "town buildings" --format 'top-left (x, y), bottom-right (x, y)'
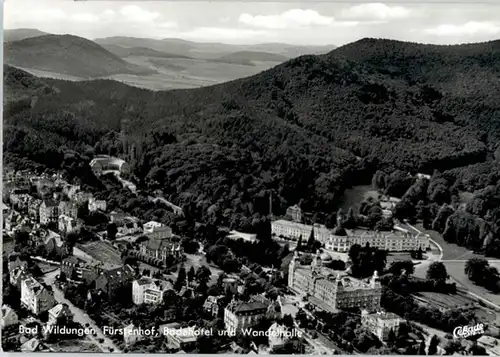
top-left (139, 238), bottom-right (183, 263)
top-left (1, 305), bottom-right (19, 328)
top-left (132, 277), bottom-right (173, 305)
top-left (286, 204), bottom-right (303, 223)
top-left (123, 324), bottom-right (143, 346)
top-left (47, 303), bottom-right (73, 326)
top-left (267, 323), bottom-right (292, 349)
top-left (88, 197), bottom-right (107, 212)
top-left (271, 220), bottom-right (331, 243)
top-left (95, 265), bottom-right (135, 298)
top-left (325, 227), bottom-right (430, 252)
top-left (58, 201), bottom-right (78, 219)
top-left (20, 277), bottom-right (56, 315)
top-left (165, 327), bottom-right (198, 350)
top-left (58, 214), bottom-right (79, 234)
top-left (39, 200), bottom-right (59, 225)
top-left (203, 295), bottom-right (224, 317)
top-left (224, 298), bottom-right (273, 333)
top-left (361, 310), bottom-right (402, 341)
top-left (288, 251), bottom-right (382, 312)
top-left (90, 156), bottom-right (130, 176)
top-left (143, 221), bottom-right (173, 240)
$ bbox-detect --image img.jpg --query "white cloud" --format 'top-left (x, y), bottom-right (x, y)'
top-left (340, 3), bottom-right (411, 21)
top-left (423, 21), bottom-right (500, 36)
top-left (119, 5), bottom-right (161, 23)
top-left (181, 27), bottom-right (269, 43)
top-left (239, 9), bottom-right (334, 29)
top-left (71, 13), bottom-right (100, 23)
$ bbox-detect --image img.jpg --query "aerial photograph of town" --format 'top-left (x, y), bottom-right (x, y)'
top-left (2, 0), bottom-right (500, 354)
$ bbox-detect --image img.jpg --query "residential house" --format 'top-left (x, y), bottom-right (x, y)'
top-left (132, 277), bottom-right (173, 305)
top-left (361, 310), bottom-right (402, 341)
top-left (28, 198), bottom-right (43, 221)
top-left (58, 201), bottom-right (79, 219)
top-left (165, 327), bottom-right (198, 350)
top-left (61, 256), bottom-right (91, 281)
top-left (7, 253), bottom-right (29, 274)
top-left (224, 298), bottom-right (271, 333)
top-left (268, 323), bottom-right (292, 349)
top-left (47, 303), bottom-right (73, 326)
top-left (143, 221), bottom-right (173, 240)
top-left (1, 305), bottom-right (19, 327)
top-left (21, 337), bottom-right (42, 352)
top-left (203, 295), bottom-right (224, 317)
top-left (10, 266), bottom-right (30, 289)
top-left (88, 197), bottom-right (107, 212)
top-left (95, 265), bottom-right (135, 298)
top-left (123, 323), bottom-right (143, 346)
top-left (21, 277), bottom-right (56, 315)
top-left (39, 199), bottom-right (59, 225)
top-left (63, 184), bottom-right (81, 200)
top-left (72, 191), bottom-right (94, 204)
top-left (58, 214), bottom-right (80, 234)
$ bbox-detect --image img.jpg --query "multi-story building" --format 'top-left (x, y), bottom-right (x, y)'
top-left (90, 156), bottom-right (130, 177)
top-left (325, 228), bottom-right (430, 253)
top-left (143, 221), bottom-right (173, 240)
top-left (224, 298), bottom-right (270, 333)
top-left (21, 277), bottom-right (56, 315)
top-left (39, 200), bottom-right (59, 225)
top-left (58, 215), bottom-right (79, 234)
top-left (88, 198), bottom-right (107, 212)
top-left (361, 310), bottom-right (401, 341)
top-left (286, 205), bottom-right (303, 223)
top-left (58, 201), bottom-right (79, 219)
top-left (95, 265), bottom-right (135, 298)
top-left (139, 238), bottom-right (183, 263)
top-left (28, 198), bottom-right (43, 221)
top-left (165, 327), bottom-right (198, 350)
top-left (288, 251), bottom-right (382, 312)
top-left (271, 220), bottom-right (331, 243)
top-left (47, 303), bottom-right (73, 326)
top-left (203, 295), bottom-right (224, 317)
top-left (132, 277), bottom-right (173, 305)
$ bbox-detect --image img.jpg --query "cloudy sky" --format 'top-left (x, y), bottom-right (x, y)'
top-left (4, 0), bottom-right (500, 46)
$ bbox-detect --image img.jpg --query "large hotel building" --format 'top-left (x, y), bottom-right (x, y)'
top-left (288, 251), bottom-right (382, 312)
top-left (271, 219), bottom-right (430, 252)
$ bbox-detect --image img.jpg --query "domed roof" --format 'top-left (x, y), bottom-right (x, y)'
top-left (333, 226), bottom-right (347, 236)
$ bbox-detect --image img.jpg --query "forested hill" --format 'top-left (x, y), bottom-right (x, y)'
top-left (4, 34), bottom-right (156, 79)
top-left (4, 37), bottom-right (500, 226)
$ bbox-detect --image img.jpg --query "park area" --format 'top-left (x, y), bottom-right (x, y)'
top-left (339, 185), bottom-right (379, 211)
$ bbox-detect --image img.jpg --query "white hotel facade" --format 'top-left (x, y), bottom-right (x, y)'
top-left (271, 220), bottom-right (430, 252)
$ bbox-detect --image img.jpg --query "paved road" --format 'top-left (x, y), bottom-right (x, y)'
top-left (42, 269), bottom-right (122, 353)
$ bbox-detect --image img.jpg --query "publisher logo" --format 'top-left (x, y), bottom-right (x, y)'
top-left (453, 323), bottom-right (484, 339)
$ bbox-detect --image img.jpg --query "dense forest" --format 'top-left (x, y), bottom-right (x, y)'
top-left (4, 38), bottom-right (500, 233)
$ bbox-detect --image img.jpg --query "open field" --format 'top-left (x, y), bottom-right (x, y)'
top-left (339, 185), bottom-right (378, 211)
top-left (75, 241), bottom-right (122, 265)
top-left (414, 291), bottom-right (476, 310)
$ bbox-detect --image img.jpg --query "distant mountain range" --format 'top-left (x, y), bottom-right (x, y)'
top-left (3, 29), bottom-right (336, 88)
top-left (4, 34), bottom-right (156, 79)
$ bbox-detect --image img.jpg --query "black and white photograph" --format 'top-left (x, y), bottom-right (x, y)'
top-left (2, 0), bottom-right (500, 354)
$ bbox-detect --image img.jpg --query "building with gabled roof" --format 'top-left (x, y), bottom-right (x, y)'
top-left (21, 277), bottom-right (56, 315)
top-left (47, 303), bottom-right (73, 326)
top-left (39, 199), bottom-right (58, 225)
top-left (95, 265), bottom-right (135, 297)
top-left (139, 237), bottom-right (182, 264)
top-left (224, 297), bottom-right (270, 333)
top-left (132, 276), bottom-right (173, 305)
